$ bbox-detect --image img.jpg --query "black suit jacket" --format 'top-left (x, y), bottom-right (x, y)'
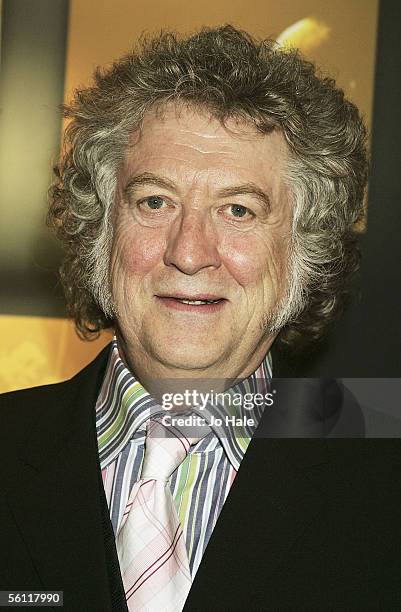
top-left (0, 346), bottom-right (400, 611)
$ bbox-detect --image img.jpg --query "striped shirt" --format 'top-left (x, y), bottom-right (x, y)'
top-left (96, 338), bottom-right (271, 577)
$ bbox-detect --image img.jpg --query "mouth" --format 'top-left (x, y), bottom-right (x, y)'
top-left (155, 294), bottom-right (227, 312)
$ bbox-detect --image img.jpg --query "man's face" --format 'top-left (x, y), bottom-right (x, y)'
top-left (111, 104), bottom-right (292, 378)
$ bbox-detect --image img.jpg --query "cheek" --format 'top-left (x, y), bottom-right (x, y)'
top-left (112, 227), bottom-right (164, 276)
top-left (220, 233), bottom-right (285, 288)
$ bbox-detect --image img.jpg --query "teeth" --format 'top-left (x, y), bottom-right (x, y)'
top-left (177, 299), bottom-right (219, 305)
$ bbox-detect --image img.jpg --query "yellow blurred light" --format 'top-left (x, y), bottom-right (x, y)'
top-left (277, 17), bottom-right (331, 54)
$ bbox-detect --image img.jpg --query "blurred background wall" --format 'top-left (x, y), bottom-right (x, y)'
top-left (0, 0), bottom-right (399, 392)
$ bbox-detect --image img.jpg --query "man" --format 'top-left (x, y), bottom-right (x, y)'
top-left (0, 26), bottom-right (399, 611)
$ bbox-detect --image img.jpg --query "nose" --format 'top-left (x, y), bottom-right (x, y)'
top-left (163, 209), bottom-right (221, 275)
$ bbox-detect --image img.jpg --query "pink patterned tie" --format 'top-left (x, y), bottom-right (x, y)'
top-left (116, 418), bottom-right (195, 611)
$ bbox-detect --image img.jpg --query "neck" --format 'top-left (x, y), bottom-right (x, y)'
top-left (115, 330), bottom-right (276, 402)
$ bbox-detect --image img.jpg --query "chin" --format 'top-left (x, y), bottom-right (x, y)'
top-left (154, 346), bottom-right (222, 373)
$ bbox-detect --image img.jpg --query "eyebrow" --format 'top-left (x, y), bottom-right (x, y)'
top-left (216, 184), bottom-right (271, 212)
top-left (124, 172), bottom-right (271, 212)
top-left (123, 172), bottom-right (178, 197)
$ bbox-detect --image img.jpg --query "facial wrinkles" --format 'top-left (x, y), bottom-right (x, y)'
top-left (132, 116), bottom-right (263, 167)
top-left (121, 117), bottom-right (288, 217)
top-left (174, 168), bottom-right (219, 209)
top-left (155, 118), bottom-right (244, 153)
top-left (170, 141), bottom-right (234, 156)
top-left (118, 145), bottom-right (289, 307)
top-left (113, 211), bottom-right (160, 275)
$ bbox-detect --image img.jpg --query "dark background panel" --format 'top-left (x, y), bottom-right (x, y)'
top-left (274, 0), bottom-right (401, 378)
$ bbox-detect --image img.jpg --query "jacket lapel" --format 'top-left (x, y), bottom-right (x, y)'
top-left (184, 424), bottom-right (330, 607)
top-left (184, 379), bottom-right (363, 607)
top-left (7, 346), bottom-right (122, 611)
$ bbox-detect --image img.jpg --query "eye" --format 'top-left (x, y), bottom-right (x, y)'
top-left (142, 195), bottom-right (166, 210)
top-left (225, 204), bottom-right (254, 219)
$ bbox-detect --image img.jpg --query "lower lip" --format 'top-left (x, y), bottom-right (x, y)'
top-left (156, 297), bottom-right (227, 313)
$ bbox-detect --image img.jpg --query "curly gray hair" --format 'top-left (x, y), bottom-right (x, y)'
top-left (48, 25), bottom-right (368, 349)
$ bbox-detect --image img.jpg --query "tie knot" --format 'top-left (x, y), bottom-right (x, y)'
top-left (141, 418), bottom-right (194, 481)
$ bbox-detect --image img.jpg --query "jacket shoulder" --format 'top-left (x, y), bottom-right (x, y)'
top-left (0, 344), bottom-right (111, 446)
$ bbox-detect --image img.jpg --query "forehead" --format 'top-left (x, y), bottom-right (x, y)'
top-left (120, 104), bottom-right (289, 189)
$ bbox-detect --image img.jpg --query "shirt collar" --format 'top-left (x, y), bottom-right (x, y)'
top-left (96, 338), bottom-right (272, 471)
